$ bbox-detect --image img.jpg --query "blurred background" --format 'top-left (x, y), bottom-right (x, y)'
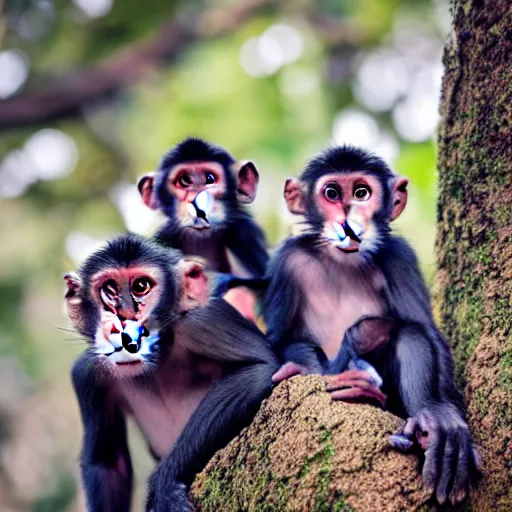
top-left (0, 0), bottom-right (449, 509)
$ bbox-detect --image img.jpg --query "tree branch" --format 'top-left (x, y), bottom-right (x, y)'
top-left (0, 0), bottom-right (274, 132)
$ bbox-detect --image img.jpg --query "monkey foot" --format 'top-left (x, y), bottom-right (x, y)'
top-left (389, 408), bottom-right (481, 505)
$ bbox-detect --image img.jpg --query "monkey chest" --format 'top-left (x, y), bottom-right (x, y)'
top-left (301, 269), bottom-right (385, 360)
top-left (118, 359), bottom-right (221, 459)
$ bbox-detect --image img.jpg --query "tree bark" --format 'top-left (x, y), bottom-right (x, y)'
top-left (436, 1), bottom-right (512, 510)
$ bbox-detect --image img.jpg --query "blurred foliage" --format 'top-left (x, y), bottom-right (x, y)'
top-left (0, 0), bottom-right (448, 509)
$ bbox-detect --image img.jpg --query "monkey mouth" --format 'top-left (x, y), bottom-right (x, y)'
top-left (329, 221), bottom-right (363, 252)
top-left (115, 360), bottom-right (142, 366)
top-left (337, 240), bottom-right (360, 253)
top-left (192, 217), bottom-right (211, 230)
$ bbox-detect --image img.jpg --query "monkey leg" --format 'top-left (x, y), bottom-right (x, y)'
top-left (387, 325), bottom-right (481, 505)
top-left (146, 361), bottom-right (278, 512)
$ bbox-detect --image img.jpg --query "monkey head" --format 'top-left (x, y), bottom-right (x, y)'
top-left (284, 146), bottom-right (409, 259)
top-left (64, 234), bottom-right (208, 377)
top-left (137, 138), bottom-right (259, 231)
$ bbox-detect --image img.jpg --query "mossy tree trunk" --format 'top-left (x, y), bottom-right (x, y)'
top-left (436, 1), bottom-right (511, 509)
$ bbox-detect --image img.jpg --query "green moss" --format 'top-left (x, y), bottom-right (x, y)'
top-left (471, 387), bottom-right (490, 417)
top-left (448, 294), bottom-right (483, 387)
top-left (313, 434), bottom-right (335, 512)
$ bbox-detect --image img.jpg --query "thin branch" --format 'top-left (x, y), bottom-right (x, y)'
top-left (0, 0), bottom-right (274, 132)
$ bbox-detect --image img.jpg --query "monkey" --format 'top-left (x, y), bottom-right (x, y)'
top-left (137, 138), bottom-right (268, 322)
top-left (263, 145), bottom-right (480, 505)
top-left (64, 234), bottom-right (279, 512)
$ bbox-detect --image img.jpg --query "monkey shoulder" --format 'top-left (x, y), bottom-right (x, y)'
top-left (71, 350), bottom-right (98, 391)
top-left (374, 235), bottom-right (421, 271)
top-left (374, 235), bottom-right (433, 323)
top-left (269, 235), bottom-right (321, 276)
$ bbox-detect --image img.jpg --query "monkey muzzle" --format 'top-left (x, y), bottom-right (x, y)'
top-left (188, 190), bottom-right (214, 229)
top-left (329, 220), bottom-right (363, 251)
top-left (120, 320), bottom-right (149, 354)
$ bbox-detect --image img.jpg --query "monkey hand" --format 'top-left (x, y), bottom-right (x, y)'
top-left (271, 361), bottom-right (309, 383)
top-left (389, 404), bottom-right (481, 505)
top-left (146, 470), bottom-right (193, 512)
top-left (324, 369), bottom-right (387, 407)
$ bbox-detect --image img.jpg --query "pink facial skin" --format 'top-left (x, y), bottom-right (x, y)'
top-left (314, 173), bottom-right (384, 253)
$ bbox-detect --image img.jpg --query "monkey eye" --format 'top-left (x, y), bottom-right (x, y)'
top-left (353, 185), bottom-right (371, 201)
top-left (102, 280), bottom-right (118, 300)
top-left (132, 277), bottom-right (154, 297)
top-left (205, 172), bottom-right (216, 185)
top-left (178, 173), bottom-right (193, 187)
top-left (324, 184), bottom-right (340, 202)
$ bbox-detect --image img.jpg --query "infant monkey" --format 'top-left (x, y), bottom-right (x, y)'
top-left (65, 234), bottom-right (278, 512)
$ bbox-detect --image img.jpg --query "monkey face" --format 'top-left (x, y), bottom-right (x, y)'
top-left (137, 139), bottom-right (260, 233)
top-left (64, 235), bottom-right (212, 379)
top-left (167, 162), bottom-right (228, 229)
top-left (313, 173), bottom-right (384, 255)
top-left (89, 266), bottom-right (163, 377)
top-left (284, 147), bottom-right (409, 260)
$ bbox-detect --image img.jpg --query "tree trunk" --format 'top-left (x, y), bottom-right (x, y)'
top-left (436, 1), bottom-right (512, 510)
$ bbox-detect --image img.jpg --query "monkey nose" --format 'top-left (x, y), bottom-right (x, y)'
top-left (121, 332), bottom-right (140, 354)
top-left (192, 190), bottom-right (213, 218)
top-left (120, 320), bottom-right (145, 353)
top-left (343, 220), bottom-right (362, 243)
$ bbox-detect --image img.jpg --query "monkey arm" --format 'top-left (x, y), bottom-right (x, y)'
top-left (375, 237), bottom-right (479, 503)
top-left (263, 242), bottom-right (323, 372)
top-left (72, 351), bottom-right (133, 512)
top-left (388, 325), bottom-right (480, 504)
top-left (147, 325), bottom-right (280, 511)
top-left (178, 298), bottom-right (278, 365)
top-left (376, 236), bottom-right (465, 409)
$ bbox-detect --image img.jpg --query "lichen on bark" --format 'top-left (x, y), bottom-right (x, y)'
top-left (436, 0), bottom-right (512, 509)
top-left (191, 376), bottom-right (431, 512)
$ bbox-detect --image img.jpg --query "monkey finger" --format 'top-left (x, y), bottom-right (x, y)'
top-left (329, 386), bottom-right (386, 407)
top-left (326, 377), bottom-right (378, 393)
top-left (435, 431), bottom-right (458, 504)
top-left (448, 433), bottom-right (471, 505)
top-left (272, 362), bottom-right (308, 383)
top-left (328, 379), bottom-right (387, 406)
top-left (325, 370), bottom-right (375, 388)
top-left (422, 427), bottom-right (444, 496)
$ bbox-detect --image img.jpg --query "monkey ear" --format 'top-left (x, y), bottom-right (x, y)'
top-left (353, 317), bottom-right (396, 354)
top-left (178, 258), bottom-right (209, 311)
top-left (64, 272), bottom-right (82, 299)
top-left (137, 172), bottom-right (159, 210)
top-left (390, 177), bottom-right (409, 221)
top-left (284, 177), bottom-right (306, 214)
top-left (235, 161), bottom-right (259, 204)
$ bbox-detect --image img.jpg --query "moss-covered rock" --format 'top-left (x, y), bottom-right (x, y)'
top-left (191, 376), bottom-right (431, 512)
